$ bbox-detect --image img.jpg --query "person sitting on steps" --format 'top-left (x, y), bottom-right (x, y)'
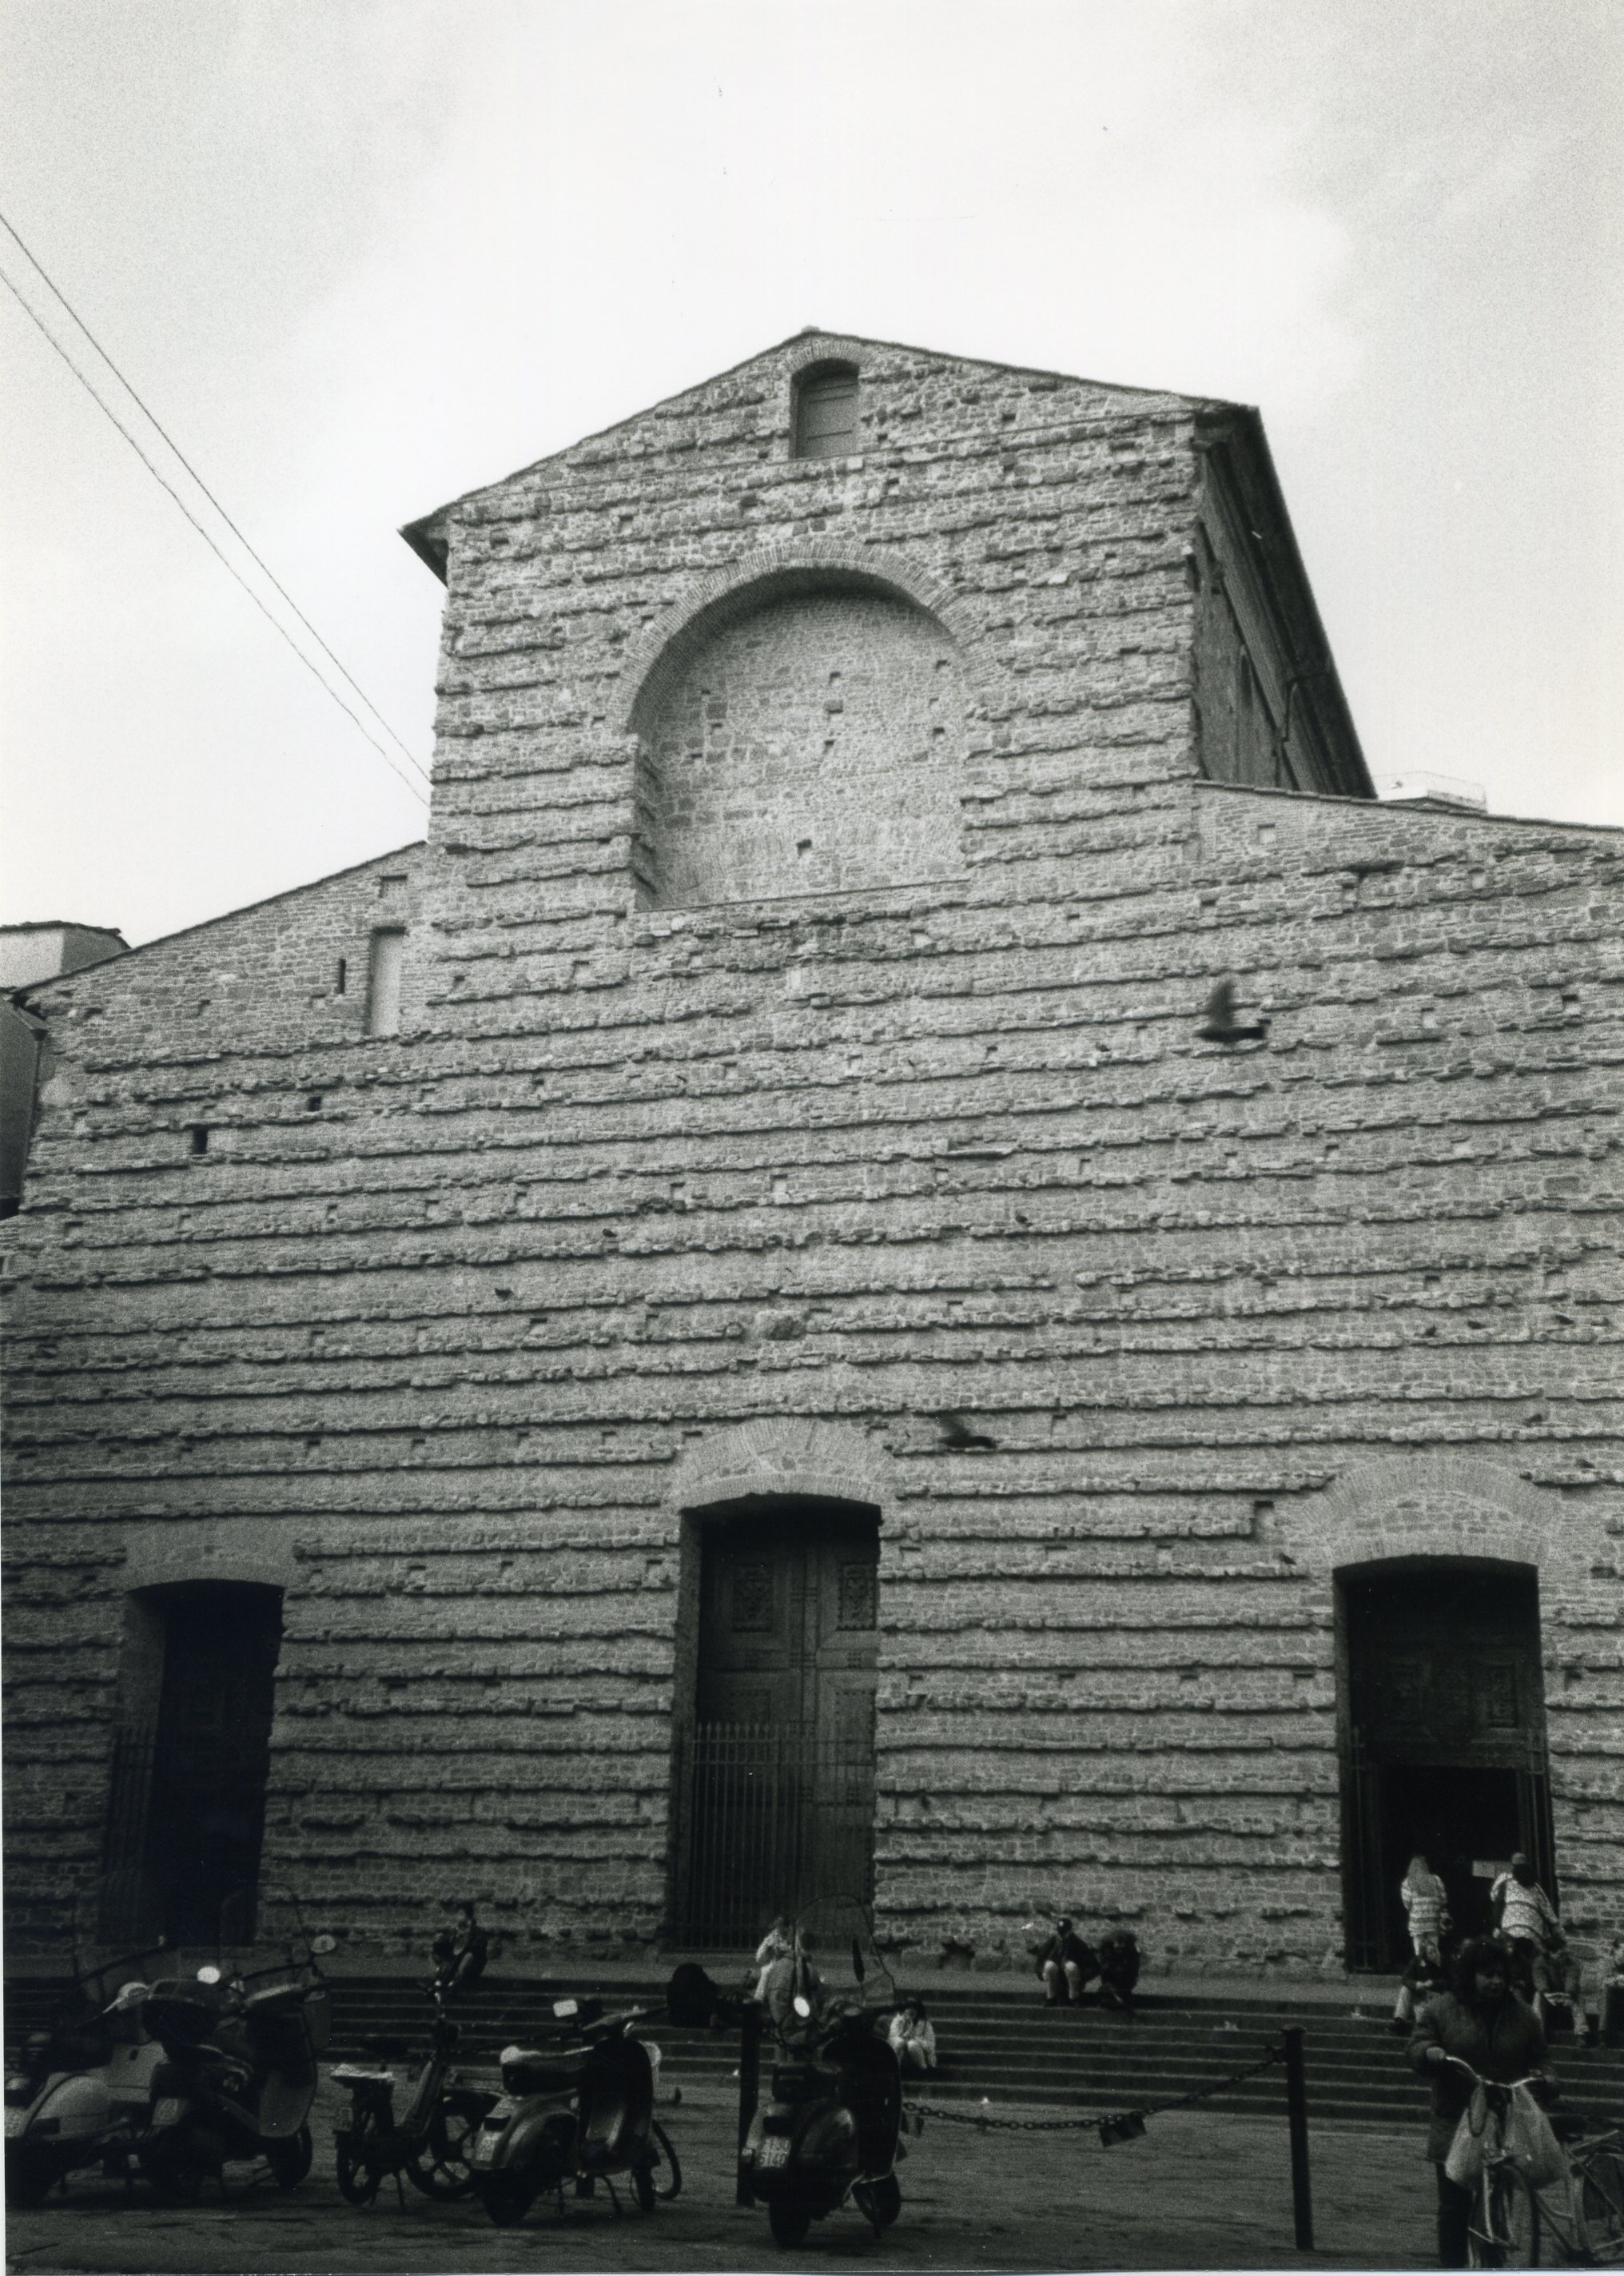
top-left (887, 1997), bottom-right (937, 2073)
top-left (1034, 1916), bottom-right (1099, 2007)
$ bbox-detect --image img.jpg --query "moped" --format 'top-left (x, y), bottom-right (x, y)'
top-left (467, 1995), bottom-right (679, 2227)
top-left (330, 1959), bottom-right (496, 2205)
top-left (133, 1922), bottom-right (334, 2199)
top-left (739, 1899), bottom-right (904, 2250)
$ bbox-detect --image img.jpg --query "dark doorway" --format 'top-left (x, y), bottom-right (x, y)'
top-left (1339, 1561), bottom-right (1552, 1971)
top-left (675, 1497), bottom-right (878, 1944)
top-left (102, 1582), bottom-right (284, 1946)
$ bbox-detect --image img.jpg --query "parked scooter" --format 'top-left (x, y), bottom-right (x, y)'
top-left (4, 1939), bottom-right (178, 2207)
top-left (132, 1923), bottom-right (335, 2200)
top-left (330, 1952), bottom-right (497, 2206)
top-left (467, 1996), bottom-right (679, 2227)
top-left (738, 1899), bottom-right (904, 2250)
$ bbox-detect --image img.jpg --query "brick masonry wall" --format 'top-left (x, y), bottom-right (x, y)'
top-left (3, 334), bottom-right (1619, 1973)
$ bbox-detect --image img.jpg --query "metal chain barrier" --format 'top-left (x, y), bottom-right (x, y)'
top-left (902, 2042), bottom-right (1284, 2146)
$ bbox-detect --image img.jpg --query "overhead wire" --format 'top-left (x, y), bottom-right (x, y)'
top-left (0, 211), bottom-right (431, 806)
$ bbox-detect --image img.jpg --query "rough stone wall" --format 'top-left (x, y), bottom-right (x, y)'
top-left (1192, 538), bottom-right (1280, 789)
top-left (635, 582), bottom-right (966, 904)
top-left (4, 335), bottom-right (1619, 1972)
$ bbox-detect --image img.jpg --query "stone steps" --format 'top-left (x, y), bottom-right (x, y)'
top-left (12, 1973), bottom-right (1622, 2134)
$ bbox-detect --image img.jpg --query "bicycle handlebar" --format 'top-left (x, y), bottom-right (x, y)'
top-left (1437, 2055), bottom-right (1546, 2091)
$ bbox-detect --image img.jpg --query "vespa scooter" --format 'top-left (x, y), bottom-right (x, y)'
top-left (134, 1925), bottom-right (334, 2198)
top-left (468, 1995), bottom-right (679, 2227)
top-left (739, 1905), bottom-right (904, 2249)
top-left (3, 1941), bottom-right (179, 2207)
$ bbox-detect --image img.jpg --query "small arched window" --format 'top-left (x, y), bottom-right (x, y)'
top-left (793, 362), bottom-right (860, 460)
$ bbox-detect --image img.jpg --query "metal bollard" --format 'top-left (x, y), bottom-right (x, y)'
top-left (736, 1998), bottom-right (762, 2206)
top-left (1282, 2024), bottom-right (1314, 2250)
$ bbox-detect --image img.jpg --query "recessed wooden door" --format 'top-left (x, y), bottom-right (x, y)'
top-left (680, 1501), bottom-right (878, 1942)
top-left (145, 1584), bottom-right (283, 1945)
top-left (1340, 1563), bottom-right (1551, 1970)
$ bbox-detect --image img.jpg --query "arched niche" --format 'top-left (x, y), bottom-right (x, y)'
top-left (628, 565), bottom-right (968, 907)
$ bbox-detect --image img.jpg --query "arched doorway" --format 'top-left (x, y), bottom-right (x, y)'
top-left (1337, 1560), bottom-right (1553, 1971)
top-left (102, 1580), bottom-right (284, 1944)
top-left (672, 1495), bottom-right (879, 1945)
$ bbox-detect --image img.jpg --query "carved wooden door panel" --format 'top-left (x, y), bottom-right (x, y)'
top-left (698, 1510), bottom-right (878, 1737)
top-left (697, 1521), bottom-right (809, 1730)
top-left (1347, 1567), bottom-right (1545, 1771)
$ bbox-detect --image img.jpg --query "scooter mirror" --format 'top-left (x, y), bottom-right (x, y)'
top-left (792, 1995), bottom-right (812, 2019)
top-left (107, 1982), bottom-right (149, 2014)
top-left (310, 1935), bottom-right (336, 1955)
top-left (553, 1999), bottom-right (579, 2019)
top-left (196, 1965), bottom-right (223, 1985)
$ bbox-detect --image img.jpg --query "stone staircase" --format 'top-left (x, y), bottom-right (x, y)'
top-left (12, 1971), bottom-right (1622, 2135)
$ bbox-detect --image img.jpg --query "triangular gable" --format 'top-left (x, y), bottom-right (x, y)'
top-left (402, 328), bottom-right (1233, 576)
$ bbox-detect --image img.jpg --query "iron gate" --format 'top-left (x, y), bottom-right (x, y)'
top-left (673, 1722), bottom-right (875, 1947)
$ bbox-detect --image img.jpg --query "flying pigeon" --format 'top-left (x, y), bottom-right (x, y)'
top-left (934, 1410), bottom-right (997, 1449)
top-left (1197, 979), bottom-right (1271, 1045)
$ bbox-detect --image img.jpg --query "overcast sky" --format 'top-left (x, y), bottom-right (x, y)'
top-left (2, 0), bottom-right (1618, 948)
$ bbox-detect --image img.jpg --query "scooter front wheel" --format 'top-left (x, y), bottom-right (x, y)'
top-left (265, 2126), bottom-right (312, 2190)
top-left (143, 2130), bottom-right (216, 2206)
top-left (856, 2172), bottom-right (902, 2230)
top-left (768, 2194), bottom-right (813, 2247)
top-left (5, 2148), bottom-right (54, 2209)
top-left (405, 2094), bottom-right (488, 2200)
top-left (479, 2172), bottom-right (538, 2228)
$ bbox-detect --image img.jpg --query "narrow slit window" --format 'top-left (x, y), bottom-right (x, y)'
top-left (794, 364), bottom-right (860, 460)
top-left (366, 928), bottom-right (405, 1038)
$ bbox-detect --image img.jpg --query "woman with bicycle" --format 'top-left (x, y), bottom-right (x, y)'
top-left (1408, 1935), bottom-right (1551, 2267)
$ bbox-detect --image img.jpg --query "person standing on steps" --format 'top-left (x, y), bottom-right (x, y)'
top-left (753, 1913), bottom-right (793, 2003)
top-left (1491, 1852), bottom-right (1558, 2001)
top-left (1407, 1935), bottom-right (1551, 2268)
top-left (1402, 1853), bottom-right (1451, 1963)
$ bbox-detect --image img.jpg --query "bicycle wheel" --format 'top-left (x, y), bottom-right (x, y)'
top-left (405, 2093), bottom-right (489, 2201)
top-left (1578, 2144), bottom-right (1624, 2258)
top-left (335, 2121), bottom-right (384, 2210)
top-left (1471, 2166), bottom-right (1542, 2269)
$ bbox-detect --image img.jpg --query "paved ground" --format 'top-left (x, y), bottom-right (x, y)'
top-left (6, 2075), bottom-right (1436, 2273)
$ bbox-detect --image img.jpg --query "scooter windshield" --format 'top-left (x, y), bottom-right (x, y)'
top-left (782, 1893), bottom-right (895, 2022)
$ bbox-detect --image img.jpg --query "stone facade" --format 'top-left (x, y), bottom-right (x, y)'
top-left (3, 331), bottom-right (1619, 1975)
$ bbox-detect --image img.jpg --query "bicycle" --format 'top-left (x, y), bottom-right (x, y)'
top-left (1542, 2119), bottom-right (1624, 2266)
top-left (1439, 2058), bottom-right (1624, 2267)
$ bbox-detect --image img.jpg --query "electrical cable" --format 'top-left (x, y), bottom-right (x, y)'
top-left (0, 221), bottom-right (431, 805)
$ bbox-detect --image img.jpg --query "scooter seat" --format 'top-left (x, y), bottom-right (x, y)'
top-left (360, 2035), bottom-right (412, 2060)
top-left (500, 2052), bottom-right (584, 2095)
top-left (245, 1983), bottom-right (305, 2015)
top-left (331, 2064), bottom-right (396, 2087)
